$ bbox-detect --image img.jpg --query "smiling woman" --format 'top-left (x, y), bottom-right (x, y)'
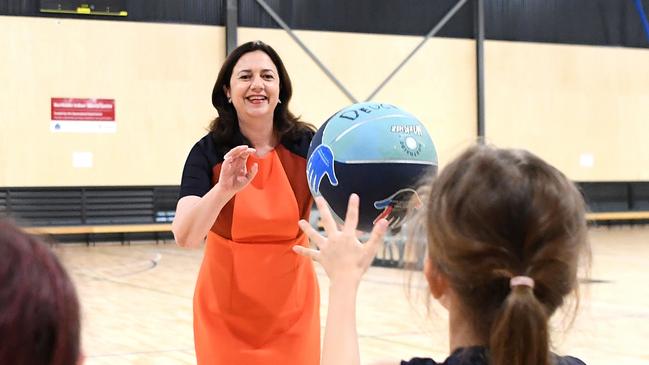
top-left (207, 40), bottom-right (312, 158)
top-left (225, 50), bottom-right (281, 125)
top-left (171, 40), bottom-right (318, 365)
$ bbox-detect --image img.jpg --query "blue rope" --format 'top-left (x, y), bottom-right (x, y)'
top-left (633, 0), bottom-right (649, 45)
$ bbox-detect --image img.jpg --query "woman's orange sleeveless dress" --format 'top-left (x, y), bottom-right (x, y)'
top-left (193, 145), bottom-right (319, 364)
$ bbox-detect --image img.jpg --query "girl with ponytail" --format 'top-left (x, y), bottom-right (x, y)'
top-left (294, 144), bottom-right (589, 365)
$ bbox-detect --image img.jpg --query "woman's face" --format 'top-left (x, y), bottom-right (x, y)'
top-left (225, 50), bottom-right (280, 122)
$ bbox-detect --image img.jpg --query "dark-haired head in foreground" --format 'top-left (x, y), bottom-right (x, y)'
top-left (0, 220), bottom-right (81, 365)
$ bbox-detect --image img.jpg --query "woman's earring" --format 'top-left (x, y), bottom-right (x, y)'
top-left (227, 97), bottom-right (232, 103)
top-left (277, 99), bottom-right (282, 104)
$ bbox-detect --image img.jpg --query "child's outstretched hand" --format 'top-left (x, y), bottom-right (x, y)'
top-left (293, 194), bottom-right (389, 286)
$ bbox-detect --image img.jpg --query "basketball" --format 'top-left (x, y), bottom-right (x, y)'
top-left (307, 102), bottom-right (438, 232)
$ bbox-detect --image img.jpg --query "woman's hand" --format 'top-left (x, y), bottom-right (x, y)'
top-left (218, 145), bottom-right (259, 195)
top-left (172, 145), bottom-right (256, 248)
top-left (293, 194), bottom-right (389, 286)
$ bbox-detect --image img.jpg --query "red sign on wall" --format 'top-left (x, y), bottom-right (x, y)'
top-left (51, 98), bottom-right (115, 121)
top-left (50, 98), bottom-right (116, 133)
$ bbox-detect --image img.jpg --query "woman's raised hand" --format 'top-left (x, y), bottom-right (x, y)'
top-left (218, 145), bottom-right (258, 195)
top-left (293, 194), bottom-right (389, 286)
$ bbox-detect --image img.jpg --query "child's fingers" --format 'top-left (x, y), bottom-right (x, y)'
top-left (298, 220), bottom-right (326, 249)
top-left (292, 245), bottom-right (320, 261)
top-left (365, 218), bottom-right (389, 257)
top-left (314, 196), bottom-right (338, 233)
top-left (342, 194), bottom-right (360, 234)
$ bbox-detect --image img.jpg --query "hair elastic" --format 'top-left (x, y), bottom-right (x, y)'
top-left (510, 276), bottom-right (534, 289)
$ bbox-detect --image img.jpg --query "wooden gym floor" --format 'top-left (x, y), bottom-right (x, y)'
top-left (51, 226), bottom-right (649, 365)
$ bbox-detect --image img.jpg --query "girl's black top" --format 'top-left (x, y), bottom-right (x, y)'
top-left (401, 347), bottom-right (586, 365)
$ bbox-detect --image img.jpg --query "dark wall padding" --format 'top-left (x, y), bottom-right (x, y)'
top-left (5, 0), bottom-right (647, 48)
top-left (2, 183), bottom-right (648, 229)
top-left (579, 182), bottom-right (631, 212)
top-left (485, 0), bottom-right (649, 48)
top-left (0, 0), bottom-right (649, 48)
top-left (237, 0), bottom-right (475, 39)
top-left (238, 0), bottom-right (649, 48)
top-left (0, 186), bottom-right (179, 226)
top-left (578, 182), bottom-right (649, 212)
top-left (630, 182), bottom-right (649, 210)
top-left (0, 0), bottom-right (223, 24)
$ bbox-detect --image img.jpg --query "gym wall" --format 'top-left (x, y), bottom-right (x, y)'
top-left (1, 9), bottom-right (648, 187)
top-left (0, 16), bottom-right (223, 187)
top-left (486, 40), bottom-right (649, 181)
top-left (0, 17), bottom-right (476, 187)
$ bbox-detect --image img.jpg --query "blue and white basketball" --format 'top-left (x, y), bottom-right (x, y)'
top-left (306, 102), bottom-right (438, 232)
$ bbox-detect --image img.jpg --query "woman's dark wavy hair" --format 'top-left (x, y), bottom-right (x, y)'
top-left (209, 40), bottom-right (315, 154)
top-left (0, 219), bottom-right (81, 365)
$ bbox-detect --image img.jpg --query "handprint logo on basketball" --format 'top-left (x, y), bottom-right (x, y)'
top-left (307, 144), bottom-right (338, 195)
top-left (373, 188), bottom-right (422, 228)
